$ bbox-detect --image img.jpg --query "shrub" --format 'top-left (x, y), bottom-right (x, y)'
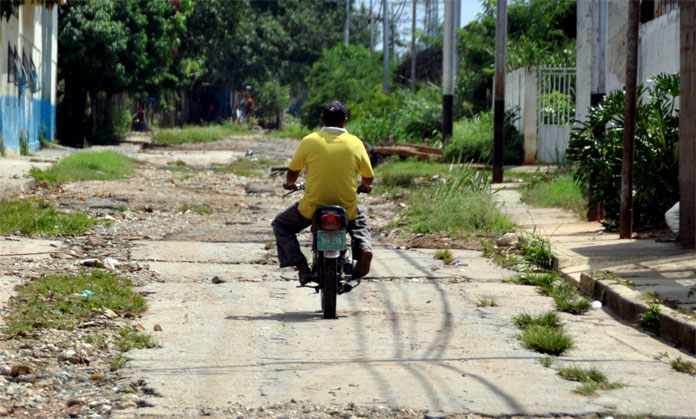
top-left (567, 73), bottom-right (679, 228)
top-left (301, 44), bottom-right (382, 128)
top-left (254, 80), bottom-right (290, 129)
top-left (444, 109), bottom-right (523, 164)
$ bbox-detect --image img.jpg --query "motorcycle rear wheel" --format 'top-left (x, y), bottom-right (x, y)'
top-left (320, 257), bottom-right (337, 319)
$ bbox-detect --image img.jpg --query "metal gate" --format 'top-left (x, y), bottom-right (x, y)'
top-left (537, 66), bottom-right (576, 163)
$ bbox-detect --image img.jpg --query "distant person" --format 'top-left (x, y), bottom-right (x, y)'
top-left (132, 105), bottom-right (146, 131)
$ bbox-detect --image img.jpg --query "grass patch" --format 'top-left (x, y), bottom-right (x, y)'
top-left (476, 296), bottom-right (498, 307)
top-left (4, 270), bottom-right (147, 336)
top-left (265, 241), bottom-right (275, 250)
top-left (168, 160), bottom-right (187, 166)
top-left (115, 326), bottom-right (158, 352)
top-left (0, 200), bottom-right (95, 236)
top-left (264, 124), bottom-right (311, 139)
top-left (374, 158), bottom-right (451, 190)
top-left (434, 249), bottom-right (453, 265)
top-left (180, 204), bottom-right (213, 215)
top-left (670, 357), bottom-right (696, 375)
top-left (401, 191), bottom-right (514, 234)
top-left (558, 365), bottom-right (623, 395)
top-left (520, 173), bottom-right (588, 216)
top-left (30, 151), bottom-right (135, 185)
top-left (519, 325), bottom-right (574, 355)
top-left (152, 122), bottom-right (252, 146)
top-left (513, 311), bottom-right (562, 329)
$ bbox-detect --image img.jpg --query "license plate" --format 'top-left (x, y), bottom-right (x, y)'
top-left (317, 230), bottom-right (346, 251)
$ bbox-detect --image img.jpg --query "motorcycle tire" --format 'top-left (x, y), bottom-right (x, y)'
top-left (320, 256), bottom-right (338, 319)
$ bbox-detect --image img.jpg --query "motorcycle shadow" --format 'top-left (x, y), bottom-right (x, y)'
top-left (225, 311), bottom-right (325, 322)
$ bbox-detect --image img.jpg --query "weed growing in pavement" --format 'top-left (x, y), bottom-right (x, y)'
top-left (0, 200), bottom-right (95, 236)
top-left (115, 326), bottom-right (158, 352)
top-left (152, 122), bottom-right (252, 146)
top-left (548, 280), bottom-right (591, 315)
top-left (168, 160), bottom-right (187, 166)
top-left (30, 151), bottom-right (135, 185)
top-left (434, 249), bottom-right (453, 265)
top-left (558, 365), bottom-right (623, 395)
top-left (513, 311), bottom-right (562, 330)
top-left (110, 356), bottom-right (128, 371)
top-left (689, 285), bottom-right (696, 298)
top-left (670, 357), bottom-right (696, 375)
top-left (264, 241), bottom-right (275, 250)
top-left (180, 204), bottom-right (213, 215)
top-left (519, 325), bottom-right (574, 355)
top-left (593, 270), bottom-right (635, 289)
top-left (0, 135), bottom-right (4, 156)
top-left (4, 270), bottom-right (147, 336)
top-left (640, 304), bottom-right (661, 331)
top-left (476, 296), bottom-right (498, 307)
top-left (116, 204), bottom-right (128, 212)
top-left (507, 272), bottom-right (558, 288)
top-left (538, 356), bottom-right (555, 367)
top-left (518, 234), bottom-right (554, 271)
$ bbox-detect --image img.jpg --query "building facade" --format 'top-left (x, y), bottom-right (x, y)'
top-left (0, 4), bottom-right (58, 155)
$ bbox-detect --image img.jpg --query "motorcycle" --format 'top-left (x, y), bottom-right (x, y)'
top-left (283, 182), bottom-right (363, 319)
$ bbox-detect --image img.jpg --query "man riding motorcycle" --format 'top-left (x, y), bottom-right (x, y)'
top-left (271, 101), bottom-right (374, 285)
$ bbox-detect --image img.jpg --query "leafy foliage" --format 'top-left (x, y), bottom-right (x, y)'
top-left (567, 74), bottom-right (680, 228)
top-left (301, 44), bottom-right (383, 128)
top-left (444, 110), bottom-right (523, 164)
top-left (456, 0), bottom-right (576, 114)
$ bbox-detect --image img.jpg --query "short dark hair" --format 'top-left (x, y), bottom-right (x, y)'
top-left (322, 101), bottom-right (348, 127)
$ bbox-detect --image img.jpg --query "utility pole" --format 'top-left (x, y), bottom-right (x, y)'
top-left (442, 0), bottom-right (455, 142)
top-left (411, 0), bottom-right (417, 92)
top-left (383, 0), bottom-right (389, 94)
top-left (679, 0), bottom-right (696, 247)
top-left (344, 0), bottom-right (350, 46)
top-left (370, 0), bottom-right (374, 57)
top-left (619, 0), bottom-right (639, 239)
top-left (492, 0), bottom-right (507, 183)
top-left (588, 0), bottom-right (607, 221)
top-left (453, 0), bottom-right (460, 77)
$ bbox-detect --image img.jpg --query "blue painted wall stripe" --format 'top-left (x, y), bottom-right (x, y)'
top-left (0, 95), bottom-right (56, 153)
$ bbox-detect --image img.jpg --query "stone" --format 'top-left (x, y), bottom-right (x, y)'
top-left (51, 252), bottom-right (74, 259)
top-left (10, 365), bottom-right (33, 377)
top-left (153, 324), bottom-right (163, 332)
top-left (496, 232), bottom-right (520, 247)
top-left (80, 259), bottom-right (105, 268)
top-left (211, 276), bottom-right (225, 284)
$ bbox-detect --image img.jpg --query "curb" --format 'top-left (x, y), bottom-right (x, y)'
top-left (554, 254), bottom-right (696, 353)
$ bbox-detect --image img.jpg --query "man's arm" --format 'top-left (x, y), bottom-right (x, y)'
top-left (283, 169), bottom-right (301, 190)
top-left (357, 176), bottom-right (373, 193)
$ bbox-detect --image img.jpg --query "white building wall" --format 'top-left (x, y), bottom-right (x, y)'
top-left (638, 8), bottom-right (680, 88)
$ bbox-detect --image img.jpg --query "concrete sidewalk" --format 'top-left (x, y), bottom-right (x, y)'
top-left (0, 149), bottom-right (71, 199)
top-left (495, 180), bottom-right (696, 353)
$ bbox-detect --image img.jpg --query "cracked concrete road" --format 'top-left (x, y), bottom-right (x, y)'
top-left (115, 161), bottom-right (696, 418)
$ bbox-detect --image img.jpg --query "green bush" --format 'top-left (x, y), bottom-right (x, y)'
top-left (520, 173), bottom-right (588, 216)
top-left (301, 44), bottom-right (382, 128)
top-left (444, 110), bottom-right (523, 164)
top-left (254, 80), bottom-right (290, 129)
top-left (567, 73), bottom-right (679, 227)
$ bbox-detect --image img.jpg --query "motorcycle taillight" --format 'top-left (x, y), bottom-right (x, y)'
top-left (321, 212), bottom-right (341, 230)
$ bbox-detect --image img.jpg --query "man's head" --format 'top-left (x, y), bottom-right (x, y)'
top-left (321, 101), bottom-right (348, 128)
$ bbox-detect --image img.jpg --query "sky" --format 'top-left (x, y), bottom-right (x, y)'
top-left (356, 0), bottom-right (485, 51)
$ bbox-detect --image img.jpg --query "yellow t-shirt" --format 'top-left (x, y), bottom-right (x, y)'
top-left (289, 129), bottom-right (374, 220)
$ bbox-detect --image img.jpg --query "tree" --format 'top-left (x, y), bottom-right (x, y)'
top-left (57, 0), bottom-right (188, 145)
